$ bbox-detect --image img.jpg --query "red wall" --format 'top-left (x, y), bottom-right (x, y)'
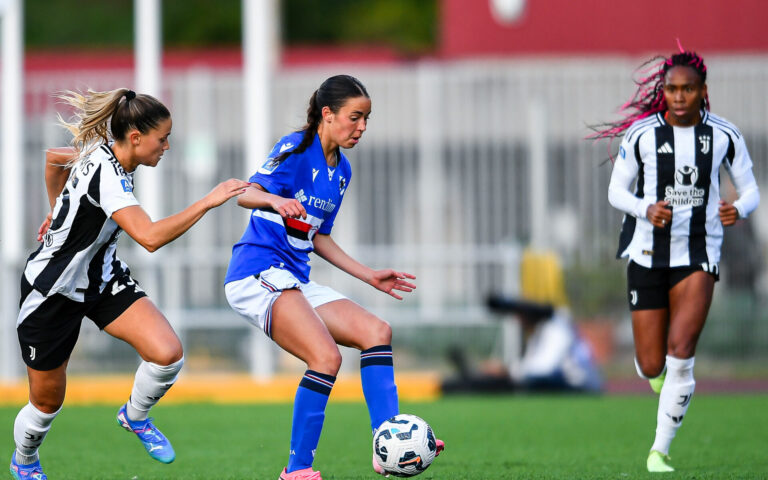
top-left (25, 0), bottom-right (768, 73)
top-left (441, 0), bottom-right (768, 58)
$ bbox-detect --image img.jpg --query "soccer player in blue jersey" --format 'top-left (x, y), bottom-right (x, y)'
top-left (225, 75), bottom-right (443, 480)
top-left (593, 47), bottom-right (759, 472)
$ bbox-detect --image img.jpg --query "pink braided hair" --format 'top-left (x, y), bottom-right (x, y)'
top-left (589, 41), bottom-right (709, 160)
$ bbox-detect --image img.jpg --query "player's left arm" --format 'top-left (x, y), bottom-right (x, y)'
top-left (313, 233), bottom-right (416, 300)
top-left (721, 134), bottom-right (760, 226)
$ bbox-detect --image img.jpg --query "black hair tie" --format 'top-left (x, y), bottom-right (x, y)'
top-left (125, 90), bottom-right (136, 101)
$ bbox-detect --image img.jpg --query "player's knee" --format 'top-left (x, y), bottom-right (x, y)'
top-left (30, 393), bottom-right (64, 414)
top-left (370, 318), bottom-right (392, 345)
top-left (310, 348), bottom-right (342, 376)
top-left (636, 357), bottom-right (665, 378)
top-left (151, 342), bottom-right (184, 366)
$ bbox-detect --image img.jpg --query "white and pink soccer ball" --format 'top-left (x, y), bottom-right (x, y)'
top-left (373, 414), bottom-right (437, 477)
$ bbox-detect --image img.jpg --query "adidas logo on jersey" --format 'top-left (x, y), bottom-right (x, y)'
top-left (657, 142), bottom-right (674, 154)
top-left (295, 189), bottom-right (307, 203)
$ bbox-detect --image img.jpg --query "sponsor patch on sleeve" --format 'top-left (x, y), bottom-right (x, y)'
top-left (257, 157), bottom-right (281, 175)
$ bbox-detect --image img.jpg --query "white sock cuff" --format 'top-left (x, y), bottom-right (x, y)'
top-left (633, 357), bottom-right (648, 379)
top-left (665, 355), bottom-right (694, 375)
top-left (145, 356), bottom-right (184, 381)
top-left (26, 402), bottom-right (61, 429)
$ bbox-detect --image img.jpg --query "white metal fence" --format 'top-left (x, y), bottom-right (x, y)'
top-left (4, 56), bottom-right (768, 376)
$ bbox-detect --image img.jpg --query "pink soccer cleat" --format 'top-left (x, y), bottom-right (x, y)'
top-left (278, 467), bottom-right (322, 480)
top-left (372, 452), bottom-right (388, 476)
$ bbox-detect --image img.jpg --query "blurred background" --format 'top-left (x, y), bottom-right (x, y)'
top-left (2, 0), bottom-right (767, 392)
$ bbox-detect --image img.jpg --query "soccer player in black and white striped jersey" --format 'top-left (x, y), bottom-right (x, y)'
top-left (594, 47), bottom-right (759, 472)
top-left (9, 88), bottom-right (248, 480)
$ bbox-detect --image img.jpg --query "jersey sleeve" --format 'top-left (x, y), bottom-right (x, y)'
top-left (608, 135), bottom-right (653, 219)
top-left (725, 133), bottom-right (760, 218)
top-left (99, 164), bottom-right (140, 217)
top-left (249, 138), bottom-right (297, 196)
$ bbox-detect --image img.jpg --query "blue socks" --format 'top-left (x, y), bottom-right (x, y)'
top-left (286, 346), bottom-right (399, 472)
top-left (360, 345), bottom-right (399, 432)
top-left (286, 370), bottom-right (336, 473)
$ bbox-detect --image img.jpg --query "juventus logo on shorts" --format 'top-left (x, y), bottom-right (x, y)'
top-left (29, 346), bottom-right (36, 361)
top-left (630, 290), bottom-right (638, 306)
top-left (698, 135), bottom-right (711, 154)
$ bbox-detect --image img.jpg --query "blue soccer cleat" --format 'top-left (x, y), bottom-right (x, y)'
top-left (116, 403), bottom-right (175, 464)
top-left (10, 452), bottom-right (47, 480)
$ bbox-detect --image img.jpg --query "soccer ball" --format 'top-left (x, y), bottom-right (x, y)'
top-left (373, 414), bottom-right (437, 477)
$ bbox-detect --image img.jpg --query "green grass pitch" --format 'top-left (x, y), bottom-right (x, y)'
top-left (2, 394), bottom-right (767, 479)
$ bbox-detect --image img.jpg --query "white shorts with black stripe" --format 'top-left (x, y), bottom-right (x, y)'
top-left (224, 266), bottom-right (346, 338)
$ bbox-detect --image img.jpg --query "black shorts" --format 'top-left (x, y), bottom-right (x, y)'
top-left (626, 260), bottom-right (719, 311)
top-left (17, 274), bottom-right (147, 371)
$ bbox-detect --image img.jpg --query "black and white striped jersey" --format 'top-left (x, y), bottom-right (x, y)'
top-left (608, 111), bottom-right (760, 269)
top-left (23, 145), bottom-right (140, 302)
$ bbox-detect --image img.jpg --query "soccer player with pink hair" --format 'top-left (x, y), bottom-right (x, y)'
top-left (594, 46), bottom-right (759, 472)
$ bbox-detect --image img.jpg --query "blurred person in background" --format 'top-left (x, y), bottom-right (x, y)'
top-left (224, 75), bottom-right (443, 480)
top-left (480, 295), bottom-right (602, 393)
top-left (594, 46), bottom-right (760, 472)
top-left (9, 88), bottom-right (248, 480)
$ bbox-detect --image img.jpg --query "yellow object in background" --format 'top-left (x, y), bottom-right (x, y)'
top-left (520, 248), bottom-right (569, 307)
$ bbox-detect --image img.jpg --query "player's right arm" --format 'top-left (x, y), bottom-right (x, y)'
top-left (112, 179), bottom-right (249, 252)
top-left (607, 136), bottom-right (670, 228)
top-left (38, 147), bottom-right (77, 241)
top-left (237, 183), bottom-right (306, 219)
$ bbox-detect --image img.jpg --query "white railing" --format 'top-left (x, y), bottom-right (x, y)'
top-left (3, 56), bottom-right (767, 377)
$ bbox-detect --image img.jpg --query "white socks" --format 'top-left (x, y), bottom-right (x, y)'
top-left (13, 402), bottom-right (61, 465)
top-left (126, 357), bottom-right (184, 421)
top-left (651, 355), bottom-right (695, 455)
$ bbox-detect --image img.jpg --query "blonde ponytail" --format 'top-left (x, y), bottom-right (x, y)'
top-left (55, 88), bottom-right (131, 162)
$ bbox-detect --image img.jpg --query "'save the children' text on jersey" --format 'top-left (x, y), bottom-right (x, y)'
top-left (608, 111), bottom-right (759, 269)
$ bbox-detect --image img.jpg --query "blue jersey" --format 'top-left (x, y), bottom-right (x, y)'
top-left (225, 132), bottom-right (352, 284)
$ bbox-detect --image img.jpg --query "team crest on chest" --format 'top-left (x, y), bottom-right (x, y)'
top-left (339, 176), bottom-right (347, 195)
top-left (698, 135), bottom-right (711, 154)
